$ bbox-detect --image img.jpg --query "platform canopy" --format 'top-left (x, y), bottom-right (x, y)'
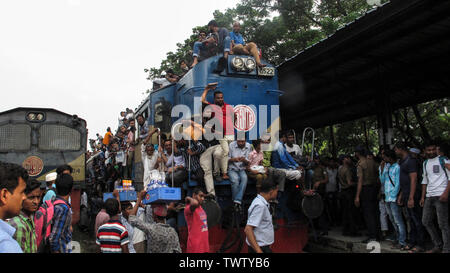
top-left (278, 0), bottom-right (450, 130)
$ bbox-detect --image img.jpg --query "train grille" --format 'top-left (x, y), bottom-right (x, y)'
top-left (0, 124), bottom-right (31, 151)
top-left (39, 124), bottom-right (80, 151)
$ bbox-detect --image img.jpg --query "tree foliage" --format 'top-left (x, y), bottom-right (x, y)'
top-left (146, 0), bottom-right (387, 78)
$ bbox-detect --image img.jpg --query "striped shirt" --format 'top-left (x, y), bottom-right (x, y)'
top-left (176, 141), bottom-right (206, 173)
top-left (96, 220), bottom-right (129, 253)
top-left (8, 212), bottom-right (37, 253)
top-left (48, 197), bottom-right (72, 253)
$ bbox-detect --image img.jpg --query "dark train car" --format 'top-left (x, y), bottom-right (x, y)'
top-left (0, 107), bottom-right (87, 224)
top-left (138, 54), bottom-right (308, 253)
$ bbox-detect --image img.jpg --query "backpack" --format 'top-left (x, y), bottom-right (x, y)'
top-left (423, 156), bottom-right (449, 181)
top-left (34, 198), bottom-right (66, 253)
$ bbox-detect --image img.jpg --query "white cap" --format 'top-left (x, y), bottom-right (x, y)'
top-left (45, 172), bottom-right (57, 182)
top-left (409, 148), bottom-right (421, 154)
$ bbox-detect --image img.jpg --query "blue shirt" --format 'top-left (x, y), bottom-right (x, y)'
top-left (271, 141), bottom-right (299, 169)
top-left (228, 141), bottom-right (252, 171)
top-left (43, 187), bottom-right (56, 202)
top-left (382, 163), bottom-right (401, 202)
top-left (246, 195), bottom-right (274, 247)
top-left (0, 219), bottom-right (23, 253)
top-left (229, 31), bottom-right (245, 45)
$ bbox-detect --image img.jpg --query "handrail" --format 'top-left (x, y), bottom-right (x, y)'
top-left (301, 127), bottom-right (315, 161)
top-left (266, 89), bottom-right (285, 96)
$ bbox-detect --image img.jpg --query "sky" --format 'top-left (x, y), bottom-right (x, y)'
top-left (0, 0), bottom-right (240, 140)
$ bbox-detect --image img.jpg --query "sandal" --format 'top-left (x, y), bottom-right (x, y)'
top-left (401, 244), bottom-right (414, 251)
top-left (408, 246), bottom-right (425, 253)
top-left (425, 247), bottom-right (441, 253)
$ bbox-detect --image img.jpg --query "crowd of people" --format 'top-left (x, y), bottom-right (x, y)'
top-left (1, 75), bottom-right (449, 253)
top-left (308, 141), bottom-right (450, 254)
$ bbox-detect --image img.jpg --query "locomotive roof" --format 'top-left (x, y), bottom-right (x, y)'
top-left (0, 107), bottom-right (87, 123)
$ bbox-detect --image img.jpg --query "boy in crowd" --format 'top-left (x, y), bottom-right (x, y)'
top-left (394, 143), bottom-right (426, 252)
top-left (128, 191), bottom-right (181, 253)
top-left (247, 139), bottom-right (267, 193)
top-left (338, 155), bottom-right (360, 236)
top-left (228, 139), bottom-right (251, 210)
top-left (42, 172), bottom-right (57, 202)
top-left (381, 150), bottom-right (407, 249)
top-left (420, 142), bottom-right (450, 253)
top-left (245, 179), bottom-right (278, 253)
top-left (354, 145), bottom-right (381, 243)
top-left (160, 139), bottom-right (187, 188)
top-left (184, 188), bottom-right (209, 253)
top-left (0, 162), bottom-right (28, 253)
top-left (8, 179), bottom-right (41, 253)
top-left (49, 173), bottom-right (73, 253)
top-left (96, 198), bottom-right (129, 253)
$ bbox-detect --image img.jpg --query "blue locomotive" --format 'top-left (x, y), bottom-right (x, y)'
top-left (133, 54), bottom-right (308, 253)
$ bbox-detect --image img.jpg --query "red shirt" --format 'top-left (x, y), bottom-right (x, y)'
top-left (207, 102), bottom-right (234, 136)
top-left (184, 204), bottom-right (209, 253)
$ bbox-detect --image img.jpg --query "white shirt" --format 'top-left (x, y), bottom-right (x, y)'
top-left (326, 168), bottom-right (338, 193)
top-left (141, 144), bottom-right (159, 189)
top-left (81, 192), bottom-right (88, 208)
top-left (132, 208), bottom-right (146, 245)
top-left (246, 195), bottom-right (274, 247)
top-left (285, 144), bottom-right (302, 157)
top-left (422, 156), bottom-right (450, 197)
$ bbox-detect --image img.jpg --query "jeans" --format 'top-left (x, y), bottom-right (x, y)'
top-left (228, 169), bottom-right (248, 204)
top-left (405, 203), bottom-right (425, 247)
top-left (385, 202), bottom-right (407, 246)
top-left (193, 36), bottom-right (231, 57)
top-left (379, 199), bottom-right (389, 232)
top-left (193, 41), bottom-right (206, 58)
top-left (422, 197), bottom-right (450, 252)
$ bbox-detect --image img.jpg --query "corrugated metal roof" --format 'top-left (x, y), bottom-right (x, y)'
top-left (278, 0), bottom-right (450, 129)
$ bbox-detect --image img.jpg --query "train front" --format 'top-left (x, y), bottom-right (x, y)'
top-left (174, 54), bottom-right (281, 141)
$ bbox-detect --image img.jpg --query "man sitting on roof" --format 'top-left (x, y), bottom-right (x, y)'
top-left (229, 21), bottom-right (266, 68)
top-left (191, 20), bottom-right (231, 68)
top-left (165, 69), bottom-right (180, 83)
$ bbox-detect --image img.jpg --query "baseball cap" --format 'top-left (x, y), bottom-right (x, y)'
top-left (45, 172), bottom-right (57, 182)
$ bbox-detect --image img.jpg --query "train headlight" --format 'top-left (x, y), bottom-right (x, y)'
top-left (245, 58), bottom-right (256, 71)
top-left (28, 113), bottom-right (36, 121)
top-left (232, 57), bottom-right (245, 71)
top-left (26, 112), bottom-right (45, 122)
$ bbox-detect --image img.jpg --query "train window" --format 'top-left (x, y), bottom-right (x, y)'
top-left (0, 124), bottom-right (31, 151)
top-left (38, 124), bottom-right (81, 151)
